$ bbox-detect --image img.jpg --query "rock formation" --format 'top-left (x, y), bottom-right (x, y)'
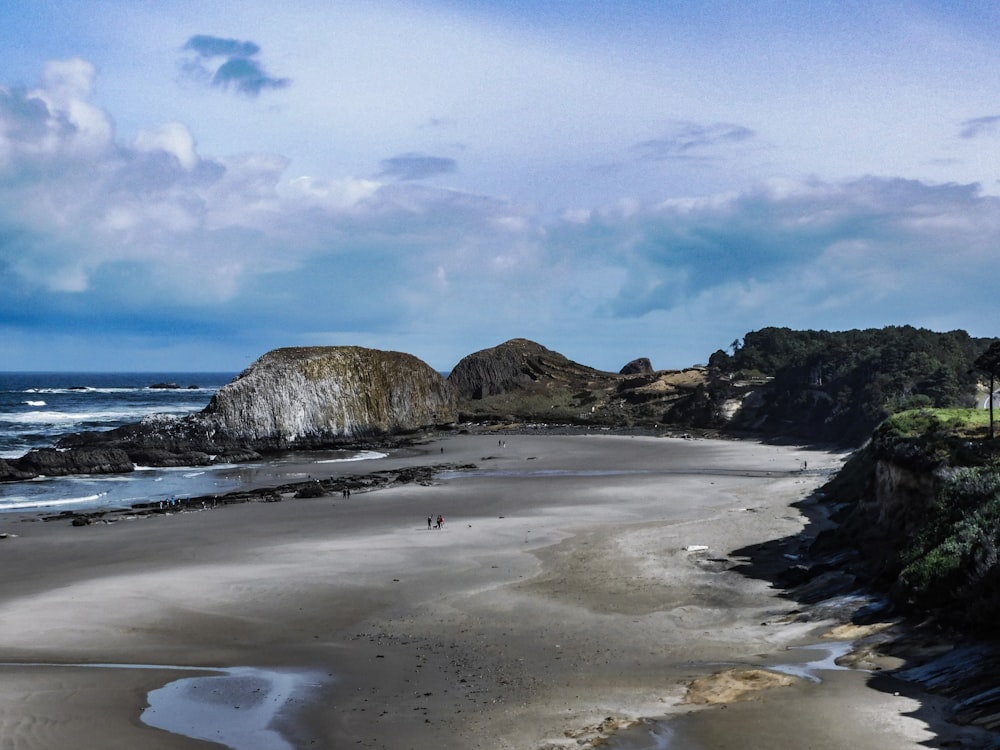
top-left (447, 338), bottom-right (606, 401)
top-left (15, 447), bottom-right (134, 477)
top-left (51, 346), bottom-right (458, 471)
top-left (619, 358), bottom-right (653, 375)
top-left (0, 458), bottom-right (38, 481)
top-left (448, 338), bottom-right (722, 427)
top-left (202, 346), bottom-right (458, 447)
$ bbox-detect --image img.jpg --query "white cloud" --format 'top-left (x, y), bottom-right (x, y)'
top-left (0, 5), bottom-right (958, 371)
top-left (133, 122), bottom-right (199, 170)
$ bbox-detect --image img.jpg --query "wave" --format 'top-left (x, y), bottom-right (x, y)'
top-left (315, 450), bottom-right (388, 463)
top-left (24, 400), bottom-right (46, 407)
top-left (1, 407), bottom-right (201, 426)
top-left (0, 491), bottom-right (109, 512)
top-left (21, 386), bottom-right (213, 395)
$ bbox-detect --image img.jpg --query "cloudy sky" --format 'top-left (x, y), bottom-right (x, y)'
top-left (3, 0), bottom-right (1000, 373)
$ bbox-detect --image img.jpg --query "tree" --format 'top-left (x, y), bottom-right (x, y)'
top-left (974, 341), bottom-right (1000, 439)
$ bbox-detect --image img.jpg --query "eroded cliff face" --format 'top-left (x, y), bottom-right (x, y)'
top-left (871, 458), bottom-right (944, 529)
top-left (53, 346), bottom-right (458, 466)
top-left (204, 347), bottom-right (458, 446)
top-left (836, 432), bottom-right (949, 551)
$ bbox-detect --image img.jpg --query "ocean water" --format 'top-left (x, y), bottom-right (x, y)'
top-left (0, 372), bottom-right (384, 514)
top-left (0, 372), bottom-right (234, 513)
top-left (0, 372), bottom-right (235, 460)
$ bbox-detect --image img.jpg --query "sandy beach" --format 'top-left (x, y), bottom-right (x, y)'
top-left (0, 433), bottom-right (974, 749)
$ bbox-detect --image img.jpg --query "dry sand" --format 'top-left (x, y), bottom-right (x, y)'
top-left (0, 434), bottom-right (966, 748)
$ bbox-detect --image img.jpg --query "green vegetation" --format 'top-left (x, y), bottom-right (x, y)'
top-left (718, 326), bottom-right (994, 445)
top-left (895, 465), bottom-right (1000, 626)
top-left (824, 406), bottom-right (1000, 631)
top-left (882, 408), bottom-right (992, 441)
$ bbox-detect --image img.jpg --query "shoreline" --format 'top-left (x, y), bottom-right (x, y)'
top-left (0, 432), bottom-right (988, 748)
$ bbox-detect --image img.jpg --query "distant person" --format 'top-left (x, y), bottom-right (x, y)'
top-left (437, 515), bottom-right (444, 529)
top-left (427, 516), bottom-right (432, 529)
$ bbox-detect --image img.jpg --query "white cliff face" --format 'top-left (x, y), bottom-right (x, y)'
top-left (204, 347), bottom-right (457, 444)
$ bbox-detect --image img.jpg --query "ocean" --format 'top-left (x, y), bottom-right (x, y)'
top-left (0, 372), bottom-right (384, 515)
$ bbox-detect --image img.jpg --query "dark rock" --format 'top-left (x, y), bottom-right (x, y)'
top-left (148, 382), bottom-right (181, 389)
top-left (0, 458), bottom-right (37, 481)
top-left (448, 338), bottom-right (603, 400)
top-left (294, 481), bottom-right (326, 498)
top-left (125, 448), bottom-right (213, 467)
top-left (15, 447), bottom-right (134, 476)
top-left (619, 357), bottom-right (654, 375)
top-left (214, 449), bottom-right (263, 463)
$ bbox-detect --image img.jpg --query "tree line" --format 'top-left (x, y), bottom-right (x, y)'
top-left (707, 326), bottom-right (995, 445)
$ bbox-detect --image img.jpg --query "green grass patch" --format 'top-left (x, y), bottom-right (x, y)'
top-left (883, 408), bottom-right (992, 440)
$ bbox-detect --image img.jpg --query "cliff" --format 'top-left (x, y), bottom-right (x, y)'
top-left (816, 408), bottom-right (1000, 630)
top-left (54, 346), bottom-right (457, 468)
top-left (203, 346), bottom-right (458, 446)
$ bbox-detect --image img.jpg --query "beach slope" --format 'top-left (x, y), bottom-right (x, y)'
top-left (0, 434), bottom-right (952, 749)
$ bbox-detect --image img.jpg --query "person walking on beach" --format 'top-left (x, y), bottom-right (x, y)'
top-left (427, 516), bottom-right (432, 529)
top-left (437, 514), bottom-right (444, 529)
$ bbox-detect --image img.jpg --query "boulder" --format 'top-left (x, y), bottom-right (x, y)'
top-left (294, 481), bottom-right (327, 498)
top-left (619, 357), bottom-right (654, 375)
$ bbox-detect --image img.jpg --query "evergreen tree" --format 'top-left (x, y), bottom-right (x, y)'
top-left (974, 341), bottom-right (1000, 439)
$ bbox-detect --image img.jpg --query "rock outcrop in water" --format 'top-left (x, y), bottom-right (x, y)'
top-left (14, 447), bottom-right (135, 477)
top-left (49, 346), bottom-right (457, 472)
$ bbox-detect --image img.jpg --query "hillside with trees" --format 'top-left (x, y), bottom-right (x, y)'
top-left (711, 326), bottom-right (993, 445)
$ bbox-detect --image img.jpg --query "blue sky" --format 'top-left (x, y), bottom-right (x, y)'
top-left (3, 0), bottom-right (1000, 372)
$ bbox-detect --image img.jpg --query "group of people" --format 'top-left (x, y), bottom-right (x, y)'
top-left (427, 514), bottom-right (444, 530)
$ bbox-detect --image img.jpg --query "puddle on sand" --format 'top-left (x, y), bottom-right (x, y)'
top-left (768, 641), bottom-right (855, 682)
top-left (0, 662), bottom-right (327, 750)
top-left (141, 666), bottom-right (329, 750)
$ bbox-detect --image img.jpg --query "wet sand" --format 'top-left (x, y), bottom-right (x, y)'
top-left (0, 433), bottom-right (967, 748)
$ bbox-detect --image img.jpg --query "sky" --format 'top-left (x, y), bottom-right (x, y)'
top-left (3, 0), bottom-right (1000, 373)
